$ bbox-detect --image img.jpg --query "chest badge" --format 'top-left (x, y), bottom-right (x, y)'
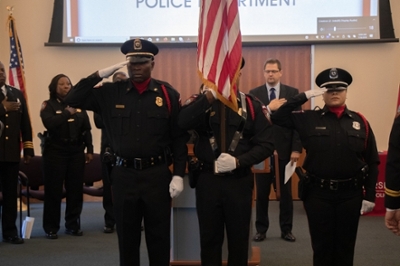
top-left (156, 96), bottom-right (163, 107)
top-left (352, 121), bottom-right (361, 130)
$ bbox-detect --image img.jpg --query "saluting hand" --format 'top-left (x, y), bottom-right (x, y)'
top-left (2, 96), bottom-right (21, 112)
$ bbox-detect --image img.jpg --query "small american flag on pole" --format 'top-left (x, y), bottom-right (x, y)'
top-left (8, 14), bottom-right (27, 100)
top-left (197, 0), bottom-right (242, 112)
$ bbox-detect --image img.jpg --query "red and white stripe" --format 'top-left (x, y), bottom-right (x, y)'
top-left (197, 0), bottom-right (242, 111)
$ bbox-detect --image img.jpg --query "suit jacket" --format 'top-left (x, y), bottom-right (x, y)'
top-left (0, 85), bottom-right (34, 162)
top-left (250, 83), bottom-right (302, 160)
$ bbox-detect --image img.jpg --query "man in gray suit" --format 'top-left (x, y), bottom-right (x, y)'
top-left (250, 58), bottom-right (302, 242)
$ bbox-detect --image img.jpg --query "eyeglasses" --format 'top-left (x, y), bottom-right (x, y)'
top-left (264, 70), bottom-right (280, 74)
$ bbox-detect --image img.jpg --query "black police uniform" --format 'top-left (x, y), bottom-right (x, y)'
top-left (385, 114), bottom-right (400, 208)
top-left (0, 85), bottom-right (34, 239)
top-left (271, 68), bottom-right (379, 266)
top-left (93, 113), bottom-right (115, 230)
top-left (65, 75), bottom-right (188, 265)
top-left (40, 97), bottom-right (93, 234)
top-left (178, 92), bottom-right (274, 265)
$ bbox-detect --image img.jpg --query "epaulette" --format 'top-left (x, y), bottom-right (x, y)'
top-left (153, 79), bottom-right (174, 90)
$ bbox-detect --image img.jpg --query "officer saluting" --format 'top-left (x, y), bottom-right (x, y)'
top-left (65, 39), bottom-right (189, 266)
top-left (271, 68), bottom-right (379, 266)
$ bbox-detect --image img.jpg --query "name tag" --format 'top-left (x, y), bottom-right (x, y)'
top-left (315, 127), bottom-right (326, 130)
top-left (68, 118), bottom-right (75, 122)
top-left (56, 110), bottom-right (62, 114)
top-left (115, 105), bottom-right (125, 109)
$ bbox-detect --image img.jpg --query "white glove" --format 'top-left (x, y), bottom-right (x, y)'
top-left (360, 200), bottom-right (375, 215)
top-left (215, 153), bottom-right (237, 173)
top-left (304, 88), bottom-right (327, 99)
top-left (98, 60), bottom-right (128, 79)
top-left (169, 175), bottom-right (184, 198)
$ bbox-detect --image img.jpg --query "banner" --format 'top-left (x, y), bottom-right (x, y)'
top-left (197, 0), bottom-right (242, 112)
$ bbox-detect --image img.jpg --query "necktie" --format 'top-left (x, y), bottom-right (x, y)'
top-left (270, 88), bottom-right (276, 101)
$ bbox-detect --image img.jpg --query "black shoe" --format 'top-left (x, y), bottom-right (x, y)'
top-left (45, 232), bottom-right (58, 239)
top-left (3, 236), bottom-right (24, 244)
top-left (281, 231), bottom-right (296, 242)
top-left (65, 229), bottom-right (83, 236)
top-left (103, 226), bottom-right (114, 234)
top-left (253, 232), bottom-right (266, 242)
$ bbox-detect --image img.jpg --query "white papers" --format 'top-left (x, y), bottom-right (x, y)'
top-left (284, 161), bottom-right (297, 184)
top-left (22, 217), bottom-right (35, 239)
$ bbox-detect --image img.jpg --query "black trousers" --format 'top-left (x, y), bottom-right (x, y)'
top-left (0, 161), bottom-right (20, 238)
top-left (255, 157), bottom-right (293, 234)
top-left (43, 146), bottom-right (85, 233)
top-left (112, 164), bottom-right (172, 266)
top-left (196, 170), bottom-right (253, 266)
top-left (100, 158), bottom-right (114, 228)
top-left (304, 186), bottom-right (363, 266)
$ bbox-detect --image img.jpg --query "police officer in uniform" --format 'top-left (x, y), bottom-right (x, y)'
top-left (0, 61), bottom-right (34, 244)
top-left (385, 114), bottom-right (400, 236)
top-left (40, 74), bottom-right (93, 239)
top-left (178, 59), bottom-right (275, 265)
top-left (271, 68), bottom-right (379, 266)
top-left (65, 39), bottom-right (188, 266)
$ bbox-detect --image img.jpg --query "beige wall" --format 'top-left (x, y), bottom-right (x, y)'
top-left (1, 0), bottom-right (399, 153)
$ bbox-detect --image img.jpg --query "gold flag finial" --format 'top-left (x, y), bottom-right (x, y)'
top-left (6, 6), bottom-right (14, 15)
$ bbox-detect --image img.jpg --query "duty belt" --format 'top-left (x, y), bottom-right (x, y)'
top-left (115, 155), bottom-right (166, 170)
top-left (309, 175), bottom-right (362, 191)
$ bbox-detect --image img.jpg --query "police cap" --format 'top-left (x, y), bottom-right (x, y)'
top-left (120, 38), bottom-right (159, 63)
top-left (315, 68), bottom-right (352, 90)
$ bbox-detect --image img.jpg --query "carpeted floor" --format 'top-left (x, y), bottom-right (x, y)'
top-left (0, 201), bottom-right (399, 266)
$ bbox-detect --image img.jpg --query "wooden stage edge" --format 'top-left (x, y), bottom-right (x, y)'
top-left (170, 246), bottom-right (261, 266)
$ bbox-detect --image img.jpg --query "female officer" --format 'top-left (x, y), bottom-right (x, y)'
top-left (40, 74), bottom-right (93, 239)
top-left (271, 68), bottom-right (379, 266)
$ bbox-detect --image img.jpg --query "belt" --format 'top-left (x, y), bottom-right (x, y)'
top-left (115, 155), bottom-right (166, 170)
top-left (50, 137), bottom-right (83, 145)
top-left (309, 175), bottom-right (361, 191)
top-left (198, 161), bottom-right (250, 177)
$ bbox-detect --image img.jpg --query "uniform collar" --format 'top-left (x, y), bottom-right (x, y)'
top-left (321, 105), bottom-right (353, 118)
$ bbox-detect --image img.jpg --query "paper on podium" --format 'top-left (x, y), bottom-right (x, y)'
top-left (284, 162), bottom-right (296, 184)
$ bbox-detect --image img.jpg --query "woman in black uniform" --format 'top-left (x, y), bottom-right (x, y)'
top-left (40, 74), bottom-right (93, 239)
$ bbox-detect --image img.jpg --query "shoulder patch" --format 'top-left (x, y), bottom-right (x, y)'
top-left (261, 105), bottom-right (271, 121)
top-left (40, 101), bottom-right (47, 111)
top-left (183, 94), bottom-right (199, 106)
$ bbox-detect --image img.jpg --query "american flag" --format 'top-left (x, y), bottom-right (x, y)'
top-left (197, 0), bottom-right (242, 112)
top-left (8, 14), bottom-right (27, 100)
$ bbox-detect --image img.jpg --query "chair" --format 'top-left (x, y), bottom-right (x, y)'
top-left (82, 153), bottom-right (103, 197)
